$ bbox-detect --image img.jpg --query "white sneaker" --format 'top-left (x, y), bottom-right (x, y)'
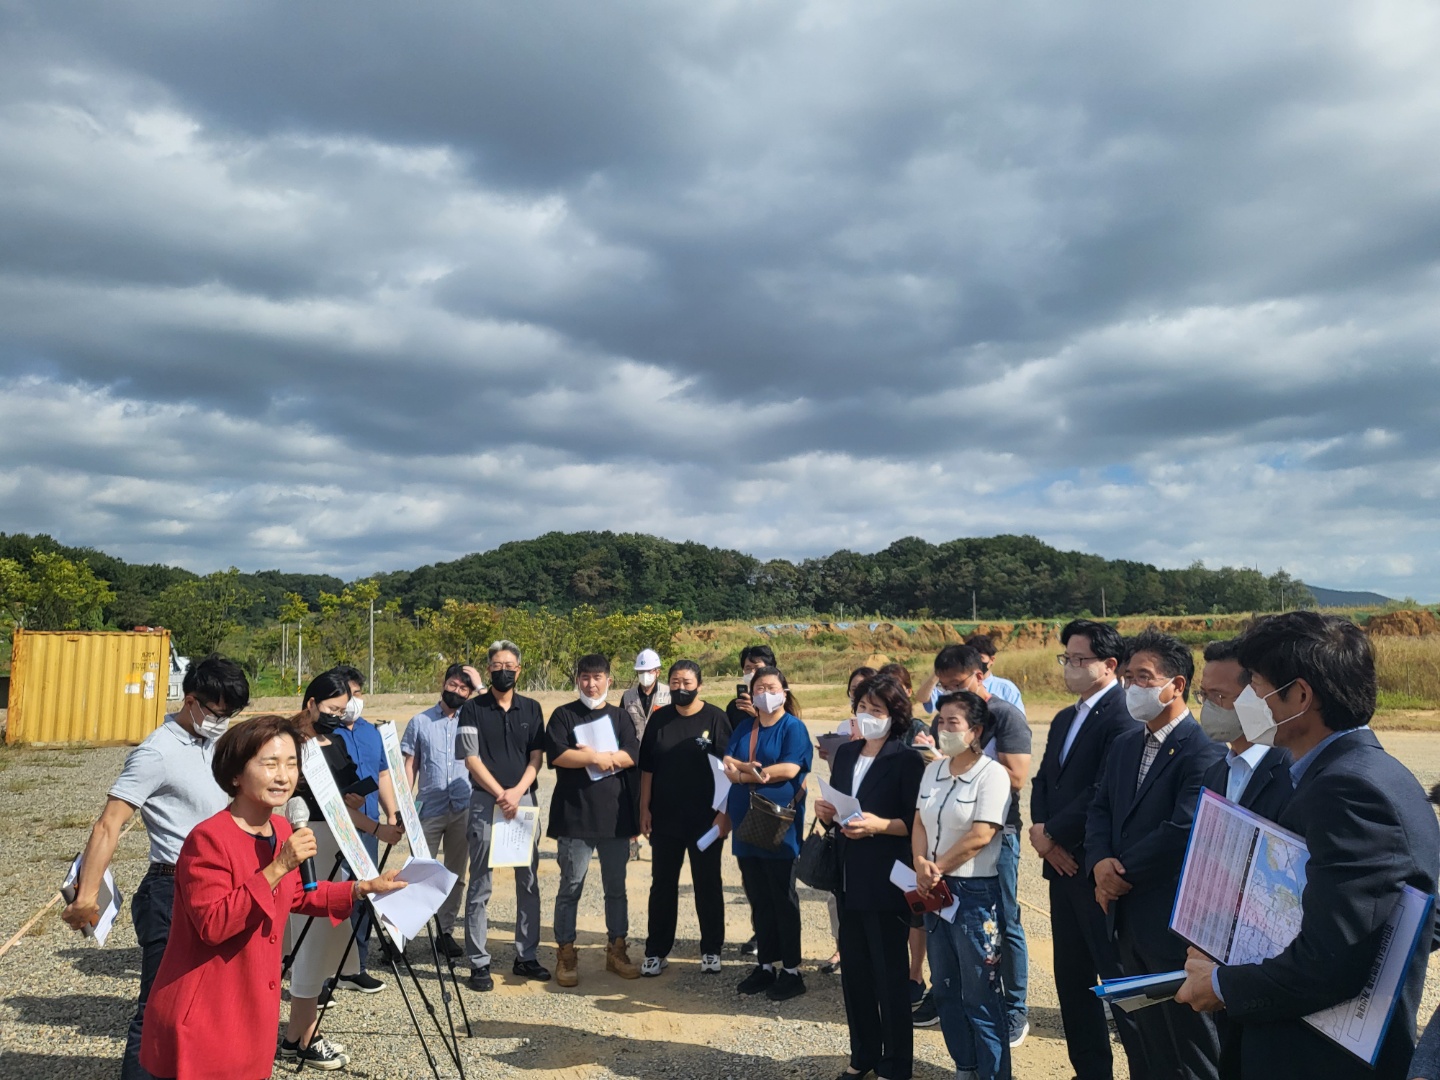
top-left (699, 953), bottom-right (722, 974)
top-left (640, 955), bottom-right (668, 977)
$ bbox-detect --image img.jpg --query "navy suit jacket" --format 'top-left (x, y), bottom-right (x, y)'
top-left (1085, 712), bottom-right (1226, 960)
top-left (830, 738), bottom-right (926, 914)
top-left (1216, 727), bottom-right (1439, 1080)
top-left (1202, 746), bottom-right (1293, 824)
top-left (1030, 681), bottom-right (1134, 881)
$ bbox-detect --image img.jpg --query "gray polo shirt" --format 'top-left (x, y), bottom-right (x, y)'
top-left (109, 716), bottom-right (229, 865)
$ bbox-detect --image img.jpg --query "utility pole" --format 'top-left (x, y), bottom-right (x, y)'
top-left (368, 599), bottom-right (375, 694)
top-left (296, 622), bottom-right (303, 689)
top-left (972, 590), bottom-right (977, 622)
top-left (1102, 587), bottom-right (1107, 618)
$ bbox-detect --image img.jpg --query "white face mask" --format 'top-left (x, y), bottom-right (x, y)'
top-left (578, 690), bottom-right (609, 710)
top-left (638, 671), bottom-right (658, 688)
top-left (854, 711), bottom-right (891, 741)
top-left (1233, 681), bottom-right (1301, 746)
top-left (936, 729), bottom-right (973, 757)
top-left (1125, 680), bottom-right (1176, 724)
top-left (1199, 701), bottom-right (1243, 744)
top-left (1063, 662), bottom-right (1103, 694)
top-left (197, 714), bottom-right (230, 741)
top-left (344, 696), bottom-right (364, 722)
top-left (742, 669), bottom-right (757, 687)
top-left (753, 689), bottom-right (786, 715)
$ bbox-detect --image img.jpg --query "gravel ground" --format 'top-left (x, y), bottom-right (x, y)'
top-left (4, 705), bottom-right (1440, 1079)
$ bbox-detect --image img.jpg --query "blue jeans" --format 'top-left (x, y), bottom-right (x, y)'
top-left (925, 876), bottom-right (1011, 1080)
top-left (997, 831), bottom-right (1028, 1020)
top-left (122, 869), bottom-right (175, 1080)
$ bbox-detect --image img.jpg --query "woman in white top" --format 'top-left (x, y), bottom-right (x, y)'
top-left (912, 691), bottom-right (1012, 1080)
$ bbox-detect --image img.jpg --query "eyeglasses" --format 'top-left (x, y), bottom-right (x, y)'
top-left (1056, 654), bottom-right (1100, 668)
top-left (489, 662), bottom-right (520, 672)
top-left (1120, 674), bottom-right (1173, 689)
top-left (197, 699), bottom-right (240, 721)
top-left (1194, 687), bottom-right (1234, 708)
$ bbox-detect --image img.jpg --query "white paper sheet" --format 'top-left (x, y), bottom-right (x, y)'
top-left (488, 805), bottom-right (540, 868)
top-left (816, 775), bottom-right (864, 825)
top-left (696, 825), bottom-right (722, 852)
top-left (302, 739), bottom-right (379, 881)
top-left (369, 857), bottom-right (458, 947)
top-left (61, 854), bottom-right (121, 946)
top-left (573, 716), bottom-right (621, 781)
top-left (889, 859), bottom-right (960, 923)
top-left (708, 754), bottom-right (732, 812)
top-left (377, 722), bottom-right (430, 861)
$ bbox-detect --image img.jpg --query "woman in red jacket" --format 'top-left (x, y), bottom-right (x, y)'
top-left (139, 713), bottom-right (404, 1080)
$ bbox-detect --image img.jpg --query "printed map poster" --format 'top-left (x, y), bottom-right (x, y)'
top-left (301, 738), bottom-right (379, 882)
top-left (376, 721), bottom-right (430, 861)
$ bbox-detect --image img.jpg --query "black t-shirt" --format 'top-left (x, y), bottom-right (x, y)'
top-left (545, 702), bottom-right (641, 840)
top-left (455, 691), bottom-right (546, 794)
top-left (638, 703), bottom-right (733, 842)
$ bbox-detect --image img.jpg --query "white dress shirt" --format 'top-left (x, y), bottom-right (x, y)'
top-left (1059, 682), bottom-right (1117, 764)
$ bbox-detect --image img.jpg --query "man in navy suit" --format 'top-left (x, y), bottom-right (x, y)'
top-left (1196, 638), bottom-right (1292, 822)
top-left (1086, 629), bottom-right (1225, 1080)
top-left (1176, 613), bottom-right (1440, 1080)
top-left (1030, 619), bottom-right (1146, 1080)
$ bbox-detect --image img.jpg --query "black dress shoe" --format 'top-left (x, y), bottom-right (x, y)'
top-left (467, 966), bottom-right (494, 992)
top-left (738, 936), bottom-right (758, 957)
top-left (513, 958), bottom-right (552, 982)
top-left (436, 932), bottom-right (463, 960)
top-left (765, 969), bottom-right (806, 1002)
top-left (736, 964), bottom-right (776, 995)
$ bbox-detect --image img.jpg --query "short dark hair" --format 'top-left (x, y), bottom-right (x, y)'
top-left (935, 690), bottom-right (991, 742)
top-left (574, 653), bottom-right (611, 677)
top-left (1235, 612), bottom-right (1375, 731)
top-left (1127, 628), bottom-right (1195, 701)
top-left (328, 665), bottom-right (365, 689)
top-left (211, 713), bottom-right (308, 797)
top-left (877, 662), bottom-right (912, 692)
top-left (1061, 619), bottom-right (1125, 663)
top-left (740, 644), bottom-right (776, 668)
top-left (935, 644), bottom-right (984, 676)
top-left (854, 675), bottom-right (913, 742)
top-left (184, 654), bottom-right (251, 714)
top-left (301, 671), bottom-right (352, 710)
top-left (847, 666), bottom-right (878, 706)
top-left (964, 634), bottom-right (999, 657)
top-left (668, 659), bottom-right (702, 684)
top-left (443, 663), bottom-right (473, 689)
top-left (1202, 638), bottom-right (1242, 664)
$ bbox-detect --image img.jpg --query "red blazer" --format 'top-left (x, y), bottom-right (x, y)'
top-left (140, 809), bottom-right (354, 1080)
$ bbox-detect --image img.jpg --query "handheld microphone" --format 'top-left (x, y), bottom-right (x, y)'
top-left (283, 797), bottom-right (318, 892)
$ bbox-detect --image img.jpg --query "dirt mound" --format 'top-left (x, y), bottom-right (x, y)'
top-left (1367, 610), bottom-right (1440, 637)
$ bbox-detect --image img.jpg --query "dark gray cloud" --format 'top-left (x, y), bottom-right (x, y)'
top-left (0, 1), bottom-right (1437, 599)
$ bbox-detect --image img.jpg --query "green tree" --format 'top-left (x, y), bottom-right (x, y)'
top-left (150, 568), bottom-right (255, 655)
top-left (0, 550), bottom-right (115, 631)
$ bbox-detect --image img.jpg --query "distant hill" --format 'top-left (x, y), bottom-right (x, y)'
top-left (1307, 585), bottom-right (1394, 609)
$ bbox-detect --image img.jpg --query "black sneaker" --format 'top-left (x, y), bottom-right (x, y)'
top-left (766, 969), bottom-right (806, 1002)
top-left (736, 964), bottom-right (776, 995)
top-left (467, 966), bottom-right (494, 992)
top-left (278, 1036), bottom-right (348, 1070)
top-left (738, 936), bottom-right (759, 957)
top-left (336, 971), bottom-right (386, 993)
top-left (513, 958), bottom-right (552, 982)
top-left (912, 990), bottom-right (939, 1028)
top-left (436, 932), bottom-right (463, 960)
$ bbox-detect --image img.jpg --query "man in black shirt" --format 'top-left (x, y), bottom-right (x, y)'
top-left (455, 640), bottom-right (550, 992)
top-left (638, 660), bottom-right (733, 976)
top-left (546, 653), bottom-right (642, 987)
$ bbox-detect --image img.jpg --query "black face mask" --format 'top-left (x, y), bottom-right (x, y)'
top-left (314, 715), bottom-right (343, 734)
top-left (490, 669), bottom-right (517, 692)
top-left (671, 688), bottom-right (699, 707)
top-left (441, 690), bottom-right (468, 710)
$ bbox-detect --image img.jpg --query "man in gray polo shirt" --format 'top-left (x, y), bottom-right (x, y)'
top-left (62, 655), bottom-right (249, 1080)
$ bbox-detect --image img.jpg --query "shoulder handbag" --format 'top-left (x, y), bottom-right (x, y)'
top-left (733, 719), bottom-right (807, 853)
top-left (796, 818), bottom-right (841, 891)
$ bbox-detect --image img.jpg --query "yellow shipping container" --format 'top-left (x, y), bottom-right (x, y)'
top-left (6, 628), bottom-right (171, 746)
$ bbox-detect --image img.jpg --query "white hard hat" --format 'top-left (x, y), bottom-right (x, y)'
top-left (634, 648), bottom-right (662, 671)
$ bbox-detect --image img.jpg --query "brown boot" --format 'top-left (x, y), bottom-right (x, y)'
top-left (606, 936), bottom-right (640, 979)
top-left (556, 942), bottom-right (579, 988)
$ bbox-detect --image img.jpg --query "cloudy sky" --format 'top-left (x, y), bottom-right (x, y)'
top-left (2, 2), bottom-right (1437, 599)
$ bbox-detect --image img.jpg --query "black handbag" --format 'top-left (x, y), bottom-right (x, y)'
top-left (796, 819), bottom-right (841, 892)
top-left (732, 722), bottom-right (806, 853)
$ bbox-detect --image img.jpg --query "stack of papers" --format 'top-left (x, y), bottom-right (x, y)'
top-left (370, 857), bottom-right (459, 947)
top-left (573, 718), bottom-right (621, 781)
top-left (816, 776), bottom-right (864, 826)
top-left (61, 855), bottom-right (121, 945)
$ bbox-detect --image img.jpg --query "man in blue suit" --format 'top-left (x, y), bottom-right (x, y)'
top-left (1176, 612), bottom-right (1439, 1080)
top-left (1030, 619), bottom-right (1147, 1080)
top-left (1195, 638), bottom-right (1293, 823)
top-left (1087, 628), bottom-right (1226, 1080)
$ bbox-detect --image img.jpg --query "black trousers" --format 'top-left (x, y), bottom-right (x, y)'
top-left (839, 907), bottom-right (914, 1080)
top-left (737, 855), bottom-right (802, 970)
top-left (1115, 919), bottom-right (1221, 1080)
top-left (1049, 873), bottom-right (1150, 1080)
top-left (645, 833), bottom-right (726, 957)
